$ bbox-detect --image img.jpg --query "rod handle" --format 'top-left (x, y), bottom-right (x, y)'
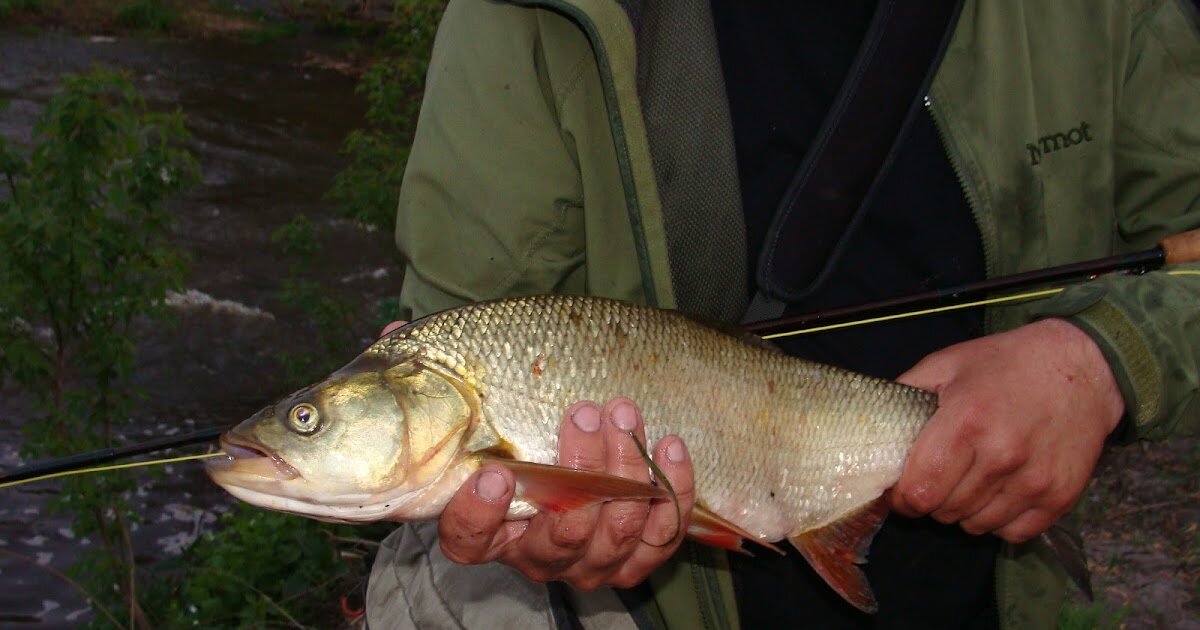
top-left (1161, 229), bottom-right (1200, 265)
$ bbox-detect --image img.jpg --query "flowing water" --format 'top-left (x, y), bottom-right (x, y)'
top-left (0, 32), bottom-right (396, 627)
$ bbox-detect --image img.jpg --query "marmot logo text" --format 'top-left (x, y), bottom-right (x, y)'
top-left (1026, 122), bottom-right (1093, 166)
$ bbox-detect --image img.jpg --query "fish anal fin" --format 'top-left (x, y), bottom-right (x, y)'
top-left (788, 498), bottom-right (889, 614)
top-left (688, 504), bottom-right (786, 556)
top-left (485, 457), bottom-right (667, 514)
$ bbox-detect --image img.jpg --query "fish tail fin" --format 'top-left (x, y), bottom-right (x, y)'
top-left (788, 498), bottom-right (889, 614)
top-left (687, 504), bottom-right (786, 556)
top-left (1040, 524), bottom-right (1094, 600)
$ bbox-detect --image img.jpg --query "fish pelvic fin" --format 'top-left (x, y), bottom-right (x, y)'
top-left (1040, 524), bottom-right (1094, 601)
top-left (687, 503), bottom-right (786, 556)
top-left (788, 498), bottom-right (889, 614)
top-left (484, 457), bottom-right (667, 514)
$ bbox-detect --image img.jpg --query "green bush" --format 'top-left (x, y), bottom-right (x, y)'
top-left (145, 506), bottom-right (383, 628)
top-left (326, 1), bottom-right (444, 233)
top-left (0, 0), bottom-right (42, 20)
top-left (0, 67), bottom-right (196, 629)
top-left (115, 0), bottom-right (177, 32)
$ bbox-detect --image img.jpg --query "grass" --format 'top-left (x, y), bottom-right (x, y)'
top-left (115, 0), bottom-right (176, 32)
top-left (1057, 601), bottom-right (1130, 629)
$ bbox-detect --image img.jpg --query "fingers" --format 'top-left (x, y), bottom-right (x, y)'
top-left (992, 509), bottom-right (1055, 543)
top-left (441, 396), bottom-right (693, 590)
top-left (890, 321), bottom-right (1121, 544)
top-left (438, 464), bottom-right (526, 564)
top-left (612, 435), bottom-right (695, 588)
top-left (890, 409), bottom-right (975, 518)
top-left (564, 399), bottom-right (654, 587)
top-left (379, 320), bottom-right (407, 337)
top-left (508, 402), bottom-right (607, 579)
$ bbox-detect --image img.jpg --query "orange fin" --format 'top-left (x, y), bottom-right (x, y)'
top-left (487, 457), bottom-right (668, 514)
top-left (788, 498), bottom-right (889, 614)
top-left (688, 504), bottom-right (786, 556)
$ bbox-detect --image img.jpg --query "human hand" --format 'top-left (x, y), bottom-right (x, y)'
top-left (380, 320), bottom-right (407, 337)
top-left (380, 322), bottom-right (695, 587)
top-left (890, 318), bottom-right (1124, 543)
top-left (435, 398), bottom-right (694, 589)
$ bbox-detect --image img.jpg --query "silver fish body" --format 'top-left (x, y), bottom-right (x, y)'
top-left (366, 295), bottom-right (934, 541)
top-left (208, 295), bottom-right (939, 611)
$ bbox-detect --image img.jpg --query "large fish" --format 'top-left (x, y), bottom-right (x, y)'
top-left (205, 295), bottom-right (1057, 612)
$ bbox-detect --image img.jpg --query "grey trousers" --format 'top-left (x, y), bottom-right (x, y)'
top-left (365, 523), bottom-right (641, 630)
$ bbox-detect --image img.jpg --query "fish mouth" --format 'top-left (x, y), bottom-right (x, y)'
top-left (206, 435), bottom-right (302, 481)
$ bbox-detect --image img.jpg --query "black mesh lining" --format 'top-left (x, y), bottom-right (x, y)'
top-left (632, 0), bottom-right (748, 321)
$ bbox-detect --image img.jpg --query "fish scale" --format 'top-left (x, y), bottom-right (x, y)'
top-left (210, 295), bottom-right (1095, 612)
top-left (370, 295), bottom-right (934, 541)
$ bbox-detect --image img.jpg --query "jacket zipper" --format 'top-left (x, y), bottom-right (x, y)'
top-left (924, 93), bottom-right (997, 332)
top-left (925, 92), bottom-right (1005, 627)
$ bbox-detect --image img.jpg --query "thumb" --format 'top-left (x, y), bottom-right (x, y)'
top-left (438, 464), bottom-right (517, 565)
top-left (379, 320), bottom-right (408, 338)
top-left (895, 346), bottom-right (960, 392)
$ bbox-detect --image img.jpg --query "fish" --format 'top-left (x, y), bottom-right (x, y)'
top-left (206, 294), bottom-right (1085, 612)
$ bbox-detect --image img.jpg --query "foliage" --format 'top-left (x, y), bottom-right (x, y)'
top-left (1056, 600), bottom-right (1130, 629)
top-left (115, 0), bottom-right (176, 32)
top-left (0, 0), bottom-right (41, 20)
top-left (271, 214), bottom-right (360, 387)
top-left (0, 68), bottom-right (196, 629)
top-left (240, 19), bottom-right (300, 45)
top-left (144, 505), bottom-right (381, 628)
top-left (326, 0), bottom-right (443, 233)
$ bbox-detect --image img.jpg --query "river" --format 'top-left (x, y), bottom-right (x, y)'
top-left (0, 31), bottom-right (397, 627)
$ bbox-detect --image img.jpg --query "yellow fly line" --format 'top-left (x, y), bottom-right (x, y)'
top-left (763, 268), bottom-right (1200, 340)
top-left (4, 270), bottom-right (1198, 489)
top-left (763, 288), bottom-right (1066, 340)
top-left (0, 451), bottom-right (227, 490)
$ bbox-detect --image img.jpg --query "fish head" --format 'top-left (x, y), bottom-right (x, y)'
top-left (207, 352), bottom-right (486, 523)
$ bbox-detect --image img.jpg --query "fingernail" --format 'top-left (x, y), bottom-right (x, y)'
top-left (611, 401), bottom-right (638, 431)
top-left (476, 471), bottom-right (507, 501)
top-left (571, 404), bottom-right (601, 432)
top-left (666, 438), bottom-right (687, 463)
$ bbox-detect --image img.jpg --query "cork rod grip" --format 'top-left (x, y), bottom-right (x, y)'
top-left (1161, 229), bottom-right (1200, 266)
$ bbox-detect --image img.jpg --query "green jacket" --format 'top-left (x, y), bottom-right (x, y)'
top-left (384, 0), bottom-right (1200, 627)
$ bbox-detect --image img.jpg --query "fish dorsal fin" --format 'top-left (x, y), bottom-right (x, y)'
top-left (673, 310), bottom-right (782, 353)
top-left (788, 498), bottom-right (889, 614)
top-left (482, 457), bottom-right (667, 514)
top-left (688, 503), bottom-right (786, 556)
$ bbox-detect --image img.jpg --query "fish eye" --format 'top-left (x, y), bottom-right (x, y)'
top-left (286, 403), bottom-right (320, 434)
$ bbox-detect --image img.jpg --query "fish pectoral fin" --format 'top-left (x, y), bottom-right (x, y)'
top-left (788, 498), bottom-right (889, 614)
top-left (490, 458), bottom-right (668, 514)
top-left (687, 504), bottom-right (785, 556)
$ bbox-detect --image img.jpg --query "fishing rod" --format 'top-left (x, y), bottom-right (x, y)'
top-left (2, 228), bottom-right (1199, 488)
top-left (747, 228), bottom-right (1200, 337)
top-left (0, 426), bottom-right (226, 488)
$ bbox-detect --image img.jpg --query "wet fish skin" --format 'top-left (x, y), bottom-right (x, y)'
top-left (364, 295), bottom-right (935, 538)
top-left (208, 294), bottom-right (937, 611)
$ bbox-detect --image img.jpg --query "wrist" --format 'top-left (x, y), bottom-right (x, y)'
top-left (1040, 318), bottom-right (1126, 434)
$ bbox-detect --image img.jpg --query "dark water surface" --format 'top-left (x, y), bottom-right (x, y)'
top-left (0, 32), bottom-right (397, 626)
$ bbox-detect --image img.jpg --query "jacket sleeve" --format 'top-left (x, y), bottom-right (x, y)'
top-left (394, 0), bottom-right (587, 319)
top-left (1031, 0), bottom-right (1200, 440)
